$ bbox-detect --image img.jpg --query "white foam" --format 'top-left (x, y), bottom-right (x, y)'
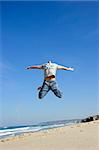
top-left (0, 121), bottom-right (76, 139)
top-left (0, 126), bottom-right (42, 138)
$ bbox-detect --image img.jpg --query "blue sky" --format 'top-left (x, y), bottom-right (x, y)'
top-left (0, 1), bottom-right (98, 126)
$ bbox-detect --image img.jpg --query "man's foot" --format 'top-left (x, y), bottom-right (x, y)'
top-left (37, 86), bottom-right (42, 90)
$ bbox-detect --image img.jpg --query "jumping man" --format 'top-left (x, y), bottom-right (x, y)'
top-left (26, 61), bottom-right (74, 99)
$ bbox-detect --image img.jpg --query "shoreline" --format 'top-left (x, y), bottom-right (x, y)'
top-left (0, 122), bottom-right (77, 142)
top-left (0, 120), bottom-right (79, 141)
top-left (0, 120), bottom-right (99, 150)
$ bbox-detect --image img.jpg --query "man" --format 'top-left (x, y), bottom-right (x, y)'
top-left (26, 61), bottom-right (74, 99)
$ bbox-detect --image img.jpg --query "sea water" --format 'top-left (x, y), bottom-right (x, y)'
top-left (0, 119), bottom-right (80, 140)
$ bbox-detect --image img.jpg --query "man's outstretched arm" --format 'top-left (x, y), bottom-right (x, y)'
top-left (57, 65), bottom-right (74, 71)
top-left (26, 65), bottom-right (43, 70)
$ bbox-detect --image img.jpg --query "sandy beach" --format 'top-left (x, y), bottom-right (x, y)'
top-left (0, 120), bottom-right (99, 150)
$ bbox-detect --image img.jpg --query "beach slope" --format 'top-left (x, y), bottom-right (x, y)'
top-left (0, 120), bottom-right (99, 150)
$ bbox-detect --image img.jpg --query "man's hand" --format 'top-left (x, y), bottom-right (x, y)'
top-left (26, 66), bottom-right (31, 70)
top-left (68, 67), bottom-right (74, 71)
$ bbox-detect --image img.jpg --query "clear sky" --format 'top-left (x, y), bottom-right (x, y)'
top-left (0, 1), bottom-right (98, 127)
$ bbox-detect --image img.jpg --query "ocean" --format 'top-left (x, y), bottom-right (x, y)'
top-left (0, 119), bottom-right (80, 140)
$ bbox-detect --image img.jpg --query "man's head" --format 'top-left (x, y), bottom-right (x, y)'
top-left (48, 60), bottom-right (52, 64)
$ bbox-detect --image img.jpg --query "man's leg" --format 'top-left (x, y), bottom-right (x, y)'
top-left (38, 81), bottom-right (50, 99)
top-left (50, 81), bottom-right (62, 98)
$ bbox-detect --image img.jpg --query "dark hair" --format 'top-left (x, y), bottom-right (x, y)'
top-left (48, 60), bottom-right (52, 63)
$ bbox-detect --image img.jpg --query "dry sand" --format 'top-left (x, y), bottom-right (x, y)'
top-left (0, 120), bottom-right (99, 150)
